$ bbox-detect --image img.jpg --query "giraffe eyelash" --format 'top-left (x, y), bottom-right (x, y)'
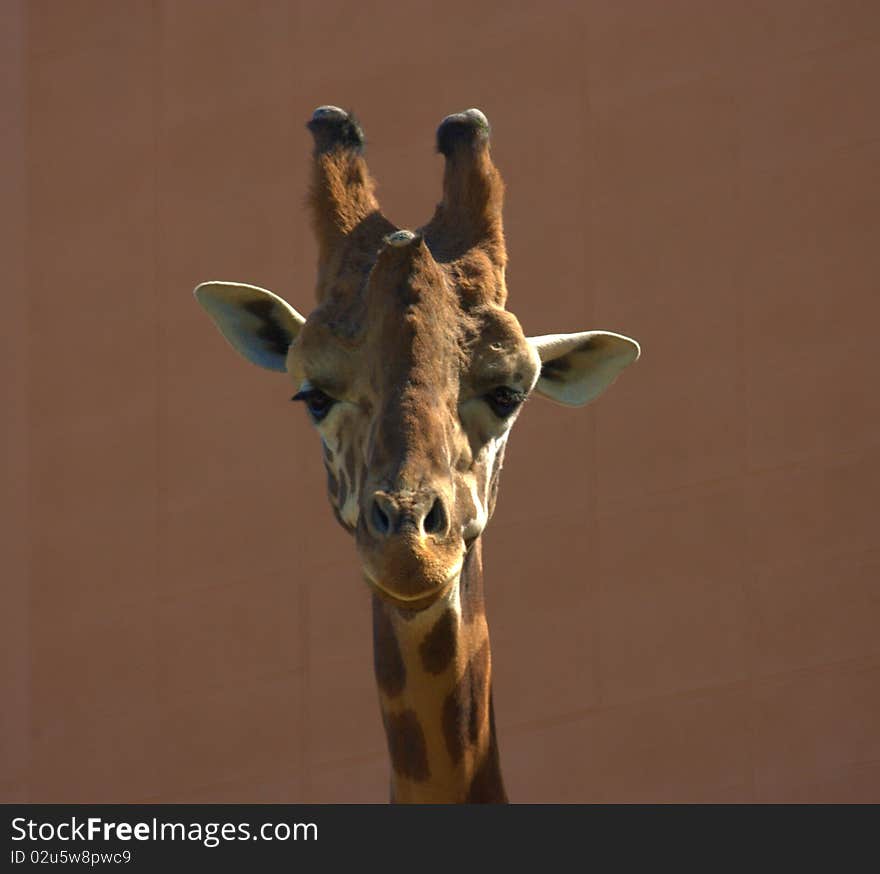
top-left (292, 388), bottom-right (336, 422)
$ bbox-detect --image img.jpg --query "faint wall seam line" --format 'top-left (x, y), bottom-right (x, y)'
top-left (299, 580), bottom-right (310, 800)
top-left (591, 439), bottom-right (880, 522)
top-left (20, 0), bottom-right (32, 802)
top-left (503, 649), bottom-right (880, 737)
top-left (152, 0), bottom-right (167, 799)
top-left (288, 0), bottom-right (311, 804)
top-left (503, 677), bottom-right (755, 737)
top-left (583, 15), bottom-right (606, 715)
top-left (730, 67), bottom-right (759, 803)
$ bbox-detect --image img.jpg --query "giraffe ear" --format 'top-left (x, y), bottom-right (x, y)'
top-left (528, 331), bottom-right (640, 407)
top-left (194, 281), bottom-right (306, 372)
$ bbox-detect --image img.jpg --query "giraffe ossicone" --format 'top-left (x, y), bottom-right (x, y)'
top-left (194, 106), bottom-right (639, 802)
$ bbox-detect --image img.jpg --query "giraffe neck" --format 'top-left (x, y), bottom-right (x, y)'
top-left (371, 539), bottom-right (507, 803)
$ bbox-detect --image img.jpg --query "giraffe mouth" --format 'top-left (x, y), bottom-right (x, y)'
top-left (362, 562), bottom-right (462, 610)
top-left (356, 520), bottom-right (465, 609)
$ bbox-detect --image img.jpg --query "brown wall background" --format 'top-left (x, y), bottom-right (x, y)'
top-left (3, 0), bottom-right (879, 803)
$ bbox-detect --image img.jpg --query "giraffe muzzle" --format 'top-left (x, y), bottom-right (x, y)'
top-left (357, 488), bottom-right (463, 606)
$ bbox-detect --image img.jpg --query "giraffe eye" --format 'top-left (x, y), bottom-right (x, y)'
top-left (292, 388), bottom-right (336, 422)
top-left (485, 386), bottom-right (525, 419)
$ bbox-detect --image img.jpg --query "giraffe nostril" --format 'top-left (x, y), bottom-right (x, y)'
top-left (371, 499), bottom-right (391, 537)
top-left (422, 497), bottom-right (447, 536)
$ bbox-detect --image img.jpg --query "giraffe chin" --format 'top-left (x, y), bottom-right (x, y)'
top-left (362, 565), bottom-right (461, 612)
top-left (355, 524), bottom-right (465, 610)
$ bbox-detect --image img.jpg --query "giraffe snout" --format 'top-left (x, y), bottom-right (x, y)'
top-left (366, 489), bottom-right (450, 541)
top-left (357, 485), bottom-right (463, 606)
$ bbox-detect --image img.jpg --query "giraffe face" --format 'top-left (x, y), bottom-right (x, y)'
top-left (194, 106), bottom-right (639, 610)
top-left (286, 237), bottom-right (541, 607)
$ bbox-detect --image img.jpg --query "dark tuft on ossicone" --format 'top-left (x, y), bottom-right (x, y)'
top-left (436, 108), bottom-right (491, 157)
top-left (307, 105), bottom-right (366, 153)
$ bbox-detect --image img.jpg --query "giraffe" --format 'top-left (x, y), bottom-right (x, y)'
top-left (194, 106), bottom-right (639, 803)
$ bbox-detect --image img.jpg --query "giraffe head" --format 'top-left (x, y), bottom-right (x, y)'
top-left (195, 107), bottom-right (639, 610)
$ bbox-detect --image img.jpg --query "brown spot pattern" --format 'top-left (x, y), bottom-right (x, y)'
top-left (442, 638), bottom-right (489, 764)
top-left (372, 597), bottom-right (406, 698)
top-left (384, 709), bottom-right (430, 781)
top-left (466, 698), bottom-right (507, 802)
top-left (419, 609), bottom-right (457, 674)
